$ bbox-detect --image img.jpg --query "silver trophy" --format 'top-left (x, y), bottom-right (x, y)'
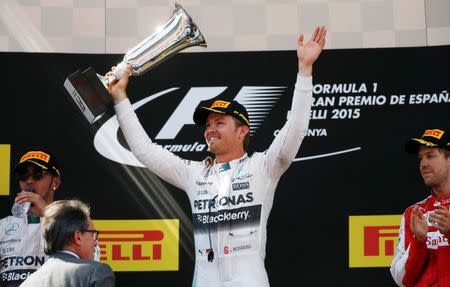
top-left (64, 3), bottom-right (206, 123)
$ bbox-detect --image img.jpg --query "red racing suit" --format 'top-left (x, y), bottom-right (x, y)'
top-left (0, 215), bottom-right (47, 287)
top-left (390, 193), bottom-right (450, 287)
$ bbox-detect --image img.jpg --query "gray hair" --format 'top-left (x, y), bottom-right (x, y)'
top-left (41, 200), bottom-right (91, 255)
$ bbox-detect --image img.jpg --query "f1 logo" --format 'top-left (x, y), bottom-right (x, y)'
top-left (155, 86), bottom-right (285, 139)
top-left (0, 145), bottom-right (10, 196)
top-left (94, 86), bottom-right (285, 166)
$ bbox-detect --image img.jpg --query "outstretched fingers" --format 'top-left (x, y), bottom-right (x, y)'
top-left (297, 33), bottom-right (304, 47)
top-left (310, 26), bottom-right (320, 43)
top-left (313, 26), bottom-right (326, 45)
top-left (318, 27), bottom-right (327, 48)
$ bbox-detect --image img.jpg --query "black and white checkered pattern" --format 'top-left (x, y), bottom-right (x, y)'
top-left (0, 0), bottom-right (448, 53)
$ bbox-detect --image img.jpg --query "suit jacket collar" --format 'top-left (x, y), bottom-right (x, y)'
top-left (52, 251), bottom-right (81, 261)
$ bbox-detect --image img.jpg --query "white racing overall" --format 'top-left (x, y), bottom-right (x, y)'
top-left (115, 75), bottom-right (313, 287)
top-left (0, 216), bottom-right (47, 287)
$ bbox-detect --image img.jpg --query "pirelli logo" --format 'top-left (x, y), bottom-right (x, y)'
top-left (349, 215), bottom-right (401, 267)
top-left (423, 129), bottom-right (444, 139)
top-left (93, 219), bottom-right (179, 271)
top-left (20, 151), bottom-right (50, 163)
top-left (210, 100), bottom-right (230, 108)
top-left (0, 145), bottom-right (10, 196)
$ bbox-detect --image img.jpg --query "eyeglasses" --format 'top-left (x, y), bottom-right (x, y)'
top-left (15, 169), bottom-right (49, 181)
top-left (80, 229), bottom-right (100, 241)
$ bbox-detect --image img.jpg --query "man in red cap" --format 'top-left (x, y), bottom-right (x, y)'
top-left (391, 129), bottom-right (450, 286)
top-left (0, 150), bottom-right (61, 287)
top-left (107, 26), bottom-right (326, 287)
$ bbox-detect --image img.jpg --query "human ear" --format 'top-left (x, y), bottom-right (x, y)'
top-left (240, 125), bottom-right (250, 137)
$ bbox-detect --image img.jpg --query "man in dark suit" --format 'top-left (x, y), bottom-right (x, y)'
top-left (19, 200), bottom-right (115, 287)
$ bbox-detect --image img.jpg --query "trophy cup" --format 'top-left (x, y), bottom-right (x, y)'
top-left (64, 3), bottom-right (207, 124)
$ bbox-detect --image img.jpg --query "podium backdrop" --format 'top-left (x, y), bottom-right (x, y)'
top-left (1, 45), bottom-right (449, 286)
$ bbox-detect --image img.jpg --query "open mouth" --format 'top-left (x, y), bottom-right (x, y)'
top-left (208, 136), bottom-right (220, 144)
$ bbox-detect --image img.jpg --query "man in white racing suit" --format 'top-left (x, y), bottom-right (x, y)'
top-left (107, 26), bottom-right (326, 287)
top-left (0, 150), bottom-right (61, 287)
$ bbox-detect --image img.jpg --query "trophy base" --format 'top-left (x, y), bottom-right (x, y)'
top-left (64, 67), bottom-right (112, 124)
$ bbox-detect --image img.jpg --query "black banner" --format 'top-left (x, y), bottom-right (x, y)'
top-left (1, 46), bottom-right (449, 286)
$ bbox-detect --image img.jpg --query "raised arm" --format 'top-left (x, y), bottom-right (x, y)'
top-left (264, 26), bottom-right (326, 178)
top-left (107, 66), bottom-right (195, 190)
top-left (298, 26), bottom-right (327, 76)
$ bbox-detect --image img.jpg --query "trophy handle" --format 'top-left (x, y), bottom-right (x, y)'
top-left (112, 62), bottom-right (128, 81)
top-left (97, 62), bottom-right (128, 87)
